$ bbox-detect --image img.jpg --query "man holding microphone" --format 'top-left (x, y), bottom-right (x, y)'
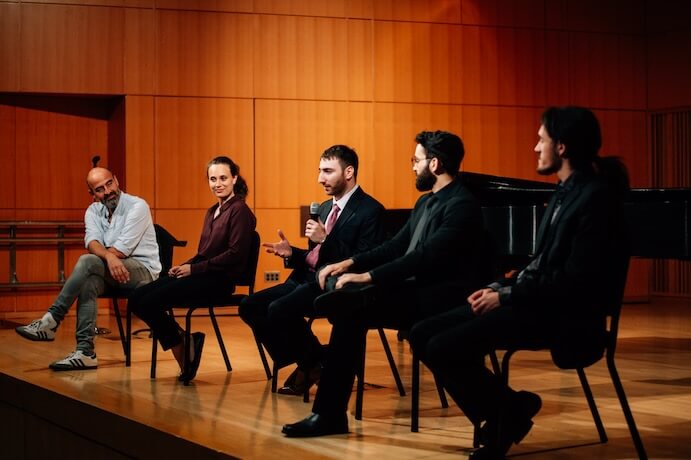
top-left (239, 145), bottom-right (384, 395)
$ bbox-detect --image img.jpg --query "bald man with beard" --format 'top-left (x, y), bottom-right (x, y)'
top-left (16, 167), bottom-right (160, 371)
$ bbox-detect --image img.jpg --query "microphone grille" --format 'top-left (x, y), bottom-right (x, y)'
top-left (309, 202), bottom-right (320, 214)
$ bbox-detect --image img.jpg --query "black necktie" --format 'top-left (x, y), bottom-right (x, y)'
top-left (406, 196), bottom-right (437, 254)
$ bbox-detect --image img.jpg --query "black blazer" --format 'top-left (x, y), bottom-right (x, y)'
top-left (285, 186), bottom-right (385, 281)
top-left (352, 177), bottom-right (492, 317)
top-left (494, 171), bottom-right (629, 368)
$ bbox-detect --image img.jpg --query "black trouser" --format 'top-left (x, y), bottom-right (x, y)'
top-left (311, 282), bottom-right (427, 416)
top-left (238, 274), bottom-right (324, 368)
top-left (129, 272), bottom-right (235, 350)
top-left (409, 304), bottom-right (548, 425)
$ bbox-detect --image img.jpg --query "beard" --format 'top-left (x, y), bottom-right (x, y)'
top-left (537, 147), bottom-right (562, 176)
top-left (415, 167), bottom-right (436, 191)
top-left (102, 190), bottom-right (121, 211)
top-left (325, 173), bottom-right (347, 197)
top-left (537, 163), bottom-right (560, 176)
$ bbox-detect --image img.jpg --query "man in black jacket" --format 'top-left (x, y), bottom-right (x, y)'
top-left (409, 107), bottom-right (630, 459)
top-left (239, 145), bottom-right (384, 395)
top-left (282, 130), bottom-right (492, 437)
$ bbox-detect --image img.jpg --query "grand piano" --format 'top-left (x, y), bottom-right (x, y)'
top-left (383, 171), bottom-right (691, 272)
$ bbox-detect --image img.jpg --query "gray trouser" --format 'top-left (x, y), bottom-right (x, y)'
top-left (48, 254), bottom-right (153, 354)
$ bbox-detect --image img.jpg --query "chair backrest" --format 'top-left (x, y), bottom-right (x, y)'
top-left (154, 224), bottom-right (187, 275)
top-left (236, 230), bottom-right (261, 294)
top-left (549, 248), bottom-right (631, 370)
top-left (604, 253), bottom-right (631, 356)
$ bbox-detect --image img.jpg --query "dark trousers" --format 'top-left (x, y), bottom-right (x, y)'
top-left (409, 304), bottom-right (548, 424)
top-left (129, 272), bottom-right (235, 350)
top-left (238, 274), bottom-right (324, 368)
top-left (312, 282), bottom-right (424, 416)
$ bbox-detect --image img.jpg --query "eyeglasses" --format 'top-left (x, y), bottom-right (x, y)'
top-left (411, 156), bottom-right (429, 166)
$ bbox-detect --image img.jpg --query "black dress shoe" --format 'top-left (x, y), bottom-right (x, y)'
top-left (282, 413), bottom-right (348, 437)
top-left (277, 364), bottom-right (321, 396)
top-left (479, 391), bottom-right (542, 454)
top-left (179, 332), bottom-right (205, 383)
top-left (313, 284), bottom-right (374, 317)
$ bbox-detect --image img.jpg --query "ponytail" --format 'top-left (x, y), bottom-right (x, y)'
top-left (233, 174), bottom-right (249, 200)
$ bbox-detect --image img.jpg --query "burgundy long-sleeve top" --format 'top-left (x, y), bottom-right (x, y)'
top-left (185, 195), bottom-right (256, 278)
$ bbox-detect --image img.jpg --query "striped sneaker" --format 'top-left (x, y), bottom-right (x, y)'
top-left (49, 350), bottom-right (98, 371)
top-left (15, 313), bottom-right (58, 341)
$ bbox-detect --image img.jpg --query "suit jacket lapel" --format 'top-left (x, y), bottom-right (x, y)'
top-left (537, 180), bottom-right (583, 253)
top-left (535, 195), bottom-right (557, 253)
top-left (549, 184), bottom-right (580, 229)
top-left (320, 201), bottom-right (332, 223)
top-left (328, 187), bottom-right (361, 235)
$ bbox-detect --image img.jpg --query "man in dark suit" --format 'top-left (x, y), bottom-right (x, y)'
top-left (239, 145), bottom-right (385, 395)
top-left (409, 107), bottom-right (630, 459)
top-left (281, 130), bottom-right (492, 437)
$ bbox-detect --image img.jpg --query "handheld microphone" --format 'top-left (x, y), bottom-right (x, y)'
top-left (309, 202), bottom-right (320, 221)
top-left (91, 155), bottom-right (101, 167)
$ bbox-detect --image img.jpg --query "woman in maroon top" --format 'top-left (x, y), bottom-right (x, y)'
top-left (129, 156), bottom-right (256, 382)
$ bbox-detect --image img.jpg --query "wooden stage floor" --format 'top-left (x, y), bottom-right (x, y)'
top-left (1, 297), bottom-right (690, 459)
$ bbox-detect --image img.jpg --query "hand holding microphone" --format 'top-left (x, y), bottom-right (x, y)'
top-left (305, 201), bottom-right (327, 243)
top-left (309, 201), bottom-right (320, 221)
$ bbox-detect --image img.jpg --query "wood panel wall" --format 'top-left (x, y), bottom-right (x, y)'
top-left (650, 110), bottom-right (691, 296)
top-left (1, 0), bottom-right (689, 314)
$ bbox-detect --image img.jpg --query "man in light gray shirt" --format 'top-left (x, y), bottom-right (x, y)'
top-left (16, 167), bottom-right (160, 370)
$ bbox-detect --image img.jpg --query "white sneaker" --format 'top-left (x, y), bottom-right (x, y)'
top-left (15, 312), bottom-right (58, 341)
top-left (49, 350), bottom-right (98, 371)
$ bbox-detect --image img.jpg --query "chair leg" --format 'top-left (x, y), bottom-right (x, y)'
top-left (472, 422), bottom-right (482, 448)
top-left (410, 357), bottom-right (447, 433)
top-left (434, 376), bottom-right (448, 408)
top-left (209, 307), bottom-right (232, 371)
top-left (150, 332), bottom-right (158, 379)
top-left (112, 298), bottom-right (128, 362)
top-left (489, 350), bottom-right (501, 375)
top-left (125, 304), bottom-right (132, 367)
top-left (577, 368), bottom-right (608, 443)
top-left (606, 355), bottom-right (648, 460)
top-left (271, 362), bottom-right (279, 393)
top-left (253, 332), bottom-right (272, 380)
top-left (378, 328), bottom-right (405, 396)
top-left (500, 350), bottom-right (516, 383)
top-left (411, 355), bottom-right (420, 432)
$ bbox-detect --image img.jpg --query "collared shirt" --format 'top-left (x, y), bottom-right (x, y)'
top-left (84, 192), bottom-right (161, 279)
top-left (187, 195), bottom-right (257, 277)
top-left (325, 184), bottom-right (359, 226)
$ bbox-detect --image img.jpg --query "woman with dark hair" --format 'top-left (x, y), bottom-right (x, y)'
top-left (129, 156), bottom-right (256, 382)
